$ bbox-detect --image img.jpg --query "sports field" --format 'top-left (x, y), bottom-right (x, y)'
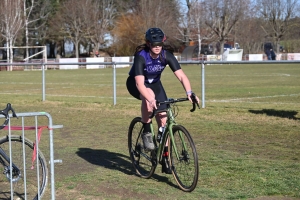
top-left (0, 63), bottom-right (299, 199)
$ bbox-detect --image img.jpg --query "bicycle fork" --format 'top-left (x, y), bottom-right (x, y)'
top-left (168, 128), bottom-right (189, 162)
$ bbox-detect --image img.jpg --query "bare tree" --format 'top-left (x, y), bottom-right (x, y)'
top-left (176, 0), bottom-right (192, 46)
top-left (256, 0), bottom-right (299, 52)
top-left (51, 0), bottom-right (95, 58)
top-left (189, 1), bottom-right (203, 57)
top-left (23, 0), bottom-right (52, 60)
top-left (50, 0), bottom-right (116, 58)
top-left (0, 0), bottom-right (24, 69)
top-left (186, 0), bottom-right (216, 57)
top-left (87, 0), bottom-right (116, 54)
top-left (202, 0), bottom-right (250, 57)
top-left (112, 0), bottom-right (180, 56)
top-left (236, 18), bottom-right (265, 54)
top-left (135, 0), bottom-right (180, 44)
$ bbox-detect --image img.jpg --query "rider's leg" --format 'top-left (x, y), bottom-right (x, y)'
top-left (155, 112), bottom-right (167, 143)
top-left (141, 88), bottom-right (155, 124)
top-left (155, 112), bottom-right (167, 128)
top-left (140, 88), bottom-right (156, 150)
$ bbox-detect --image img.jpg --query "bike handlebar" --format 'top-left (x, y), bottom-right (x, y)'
top-left (149, 93), bottom-right (200, 118)
top-left (0, 103), bottom-right (18, 130)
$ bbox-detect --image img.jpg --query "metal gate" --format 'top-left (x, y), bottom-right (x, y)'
top-left (0, 112), bottom-right (63, 200)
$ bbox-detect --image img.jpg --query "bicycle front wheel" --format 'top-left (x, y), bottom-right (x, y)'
top-left (128, 117), bottom-right (156, 178)
top-left (0, 135), bottom-right (48, 200)
top-left (168, 125), bottom-right (199, 192)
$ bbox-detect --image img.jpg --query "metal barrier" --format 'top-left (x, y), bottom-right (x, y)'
top-left (0, 112), bottom-right (63, 200)
top-left (0, 60), bottom-right (299, 108)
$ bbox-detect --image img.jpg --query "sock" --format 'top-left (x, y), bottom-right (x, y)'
top-left (163, 147), bottom-right (168, 156)
top-left (143, 122), bottom-right (151, 133)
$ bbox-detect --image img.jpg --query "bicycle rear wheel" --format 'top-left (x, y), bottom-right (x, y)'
top-left (128, 117), bottom-right (156, 178)
top-left (168, 125), bottom-right (199, 192)
top-left (0, 135), bottom-right (48, 200)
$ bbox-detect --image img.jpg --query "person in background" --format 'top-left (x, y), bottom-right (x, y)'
top-left (270, 49), bottom-right (276, 60)
top-left (126, 27), bottom-right (200, 173)
top-left (265, 49), bottom-right (272, 60)
top-left (264, 43), bottom-right (273, 60)
top-left (94, 50), bottom-right (99, 57)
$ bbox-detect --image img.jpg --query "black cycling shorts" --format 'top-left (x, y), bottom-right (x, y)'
top-left (126, 76), bottom-right (168, 110)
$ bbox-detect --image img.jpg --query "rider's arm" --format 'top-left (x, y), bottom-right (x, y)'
top-left (166, 51), bottom-right (199, 103)
top-left (174, 69), bottom-right (192, 95)
top-left (166, 52), bottom-right (192, 94)
top-left (174, 70), bottom-right (200, 103)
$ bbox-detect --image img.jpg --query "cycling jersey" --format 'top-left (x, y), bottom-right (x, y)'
top-left (129, 49), bottom-right (181, 84)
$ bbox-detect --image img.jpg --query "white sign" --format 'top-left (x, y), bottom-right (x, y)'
top-left (207, 55), bottom-right (221, 61)
top-left (59, 58), bottom-right (79, 69)
top-left (112, 57), bottom-right (130, 68)
top-left (223, 49), bottom-right (243, 61)
top-left (86, 57), bottom-right (105, 69)
top-left (287, 53), bottom-right (300, 60)
top-left (249, 54), bottom-right (263, 61)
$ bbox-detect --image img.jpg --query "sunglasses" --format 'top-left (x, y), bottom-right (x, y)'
top-left (150, 42), bottom-right (163, 47)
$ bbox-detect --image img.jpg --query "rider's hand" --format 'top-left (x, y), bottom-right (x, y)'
top-left (187, 92), bottom-right (199, 104)
top-left (149, 99), bottom-right (157, 110)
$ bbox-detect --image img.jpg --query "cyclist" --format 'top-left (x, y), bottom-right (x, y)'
top-left (126, 27), bottom-right (200, 173)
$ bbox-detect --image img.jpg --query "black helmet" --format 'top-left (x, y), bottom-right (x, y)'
top-left (145, 28), bottom-right (166, 46)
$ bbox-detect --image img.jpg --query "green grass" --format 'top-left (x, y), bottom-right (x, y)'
top-left (0, 64), bottom-right (299, 199)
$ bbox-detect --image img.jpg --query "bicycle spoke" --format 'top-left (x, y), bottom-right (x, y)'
top-left (169, 125), bottom-right (199, 192)
top-left (128, 117), bottom-right (156, 178)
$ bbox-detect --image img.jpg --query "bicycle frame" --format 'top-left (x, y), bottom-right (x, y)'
top-left (129, 94), bottom-right (200, 191)
top-left (150, 105), bottom-right (186, 165)
top-left (144, 96), bottom-right (198, 164)
top-left (0, 146), bottom-right (20, 171)
top-left (0, 146), bottom-right (21, 181)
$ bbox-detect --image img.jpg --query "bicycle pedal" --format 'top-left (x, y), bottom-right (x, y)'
top-left (143, 147), bottom-right (151, 153)
top-left (161, 157), bottom-right (172, 174)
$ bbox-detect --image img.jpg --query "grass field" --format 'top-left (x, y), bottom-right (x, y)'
top-left (0, 64), bottom-right (299, 200)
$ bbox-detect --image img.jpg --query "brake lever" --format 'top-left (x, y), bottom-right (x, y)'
top-left (0, 103), bottom-right (18, 130)
top-left (190, 93), bottom-right (200, 112)
top-left (9, 104), bottom-right (18, 118)
top-left (190, 103), bottom-right (196, 112)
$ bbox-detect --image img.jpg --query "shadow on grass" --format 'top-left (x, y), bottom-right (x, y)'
top-left (249, 109), bottom-right (299, 120)
top-left (76, 148), bottom-right (177, 188)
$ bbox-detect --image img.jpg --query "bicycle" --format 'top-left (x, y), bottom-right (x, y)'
top-left (0, 103), bottom-right (48, 200)
top-left (128, 94), bottom-right (200, 192)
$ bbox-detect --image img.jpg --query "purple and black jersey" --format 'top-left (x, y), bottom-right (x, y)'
top-left (129, 49), bottom-right (181, 84)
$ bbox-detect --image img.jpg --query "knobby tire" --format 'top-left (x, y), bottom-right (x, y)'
top-left (128, 117), bottom-right (156, 179)
top-left (168, 125), bottom-right (199, 192)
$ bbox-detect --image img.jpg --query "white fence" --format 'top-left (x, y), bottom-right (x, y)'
top-left (0, 60), bottom-right (299, 108)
